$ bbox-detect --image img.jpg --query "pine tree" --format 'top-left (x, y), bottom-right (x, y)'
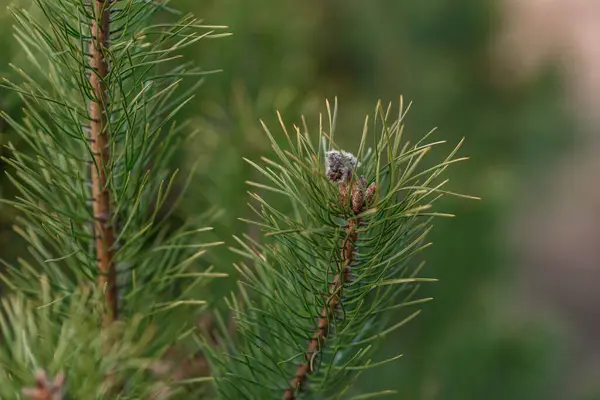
top-left (0, 1), bottom-right (472, 399)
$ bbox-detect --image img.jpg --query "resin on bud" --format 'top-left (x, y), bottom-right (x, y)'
top-left (325, 150), bottom-right (358, 184)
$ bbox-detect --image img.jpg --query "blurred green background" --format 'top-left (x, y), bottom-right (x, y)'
top-left (1, 0), bottom-right (595, 399)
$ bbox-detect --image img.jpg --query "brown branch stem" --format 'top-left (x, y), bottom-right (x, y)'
top-left (89, 0), bottom-right (117, 323)
top-left (22, 370), bottom-right (65, 400)
top-left (283, 178), bottom-right (373, 400)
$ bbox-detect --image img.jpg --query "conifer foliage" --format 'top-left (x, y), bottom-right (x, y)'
top-left (203, 100), bottom-right (473, 399)
top-left (0, 0), bottom-right (227, 398)
top-left (0, 1), bottom-right (471, 399)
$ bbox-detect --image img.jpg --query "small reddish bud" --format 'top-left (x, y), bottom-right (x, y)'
top-left (365, 182), bottom-right (376, 204)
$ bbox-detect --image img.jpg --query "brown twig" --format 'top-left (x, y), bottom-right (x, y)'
top-left (22, 370), bottom-right (65, 400)
top-left (148, 346), bottom-right (211, 387)
top-left (283, 164), bottom-right (375, 399)
top-left (147, 311), bottom-right (238, 398)
top-left (88, 1), bottom-right (121, 395)
top-left (89, 0), bottom-right (117, 323)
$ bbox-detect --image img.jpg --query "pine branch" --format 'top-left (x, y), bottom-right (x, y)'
top-left (88, 0), bottom-right (117, 323)
top-left (284, 157), bottom-right (375, 399)
top-left (1, 0), bottom-right (229, 308)
top-left (204, 99), bottom-right (476, 399)
top-left (1, 0), bottom-right (228, 300)
top-left (0, 0), bottom-right (229, 396)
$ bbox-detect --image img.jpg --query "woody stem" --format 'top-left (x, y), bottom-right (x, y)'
top-left (89, 0), bottom-right (117, 323)
top-left (282, 182), bottom-right (362, 400)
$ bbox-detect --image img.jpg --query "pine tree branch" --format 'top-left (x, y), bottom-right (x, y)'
top-left (206, 100), bottom-right (472, 399)
top-left (2, 1), bottom-right (227, 397)
top-left (89, 0), bottom-right (117, 323)
top-left (284, 167), bottom-right (375, 400)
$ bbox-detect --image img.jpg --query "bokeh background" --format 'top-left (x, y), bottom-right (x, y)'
top-left (1, 0), bottom-right (599, 399)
